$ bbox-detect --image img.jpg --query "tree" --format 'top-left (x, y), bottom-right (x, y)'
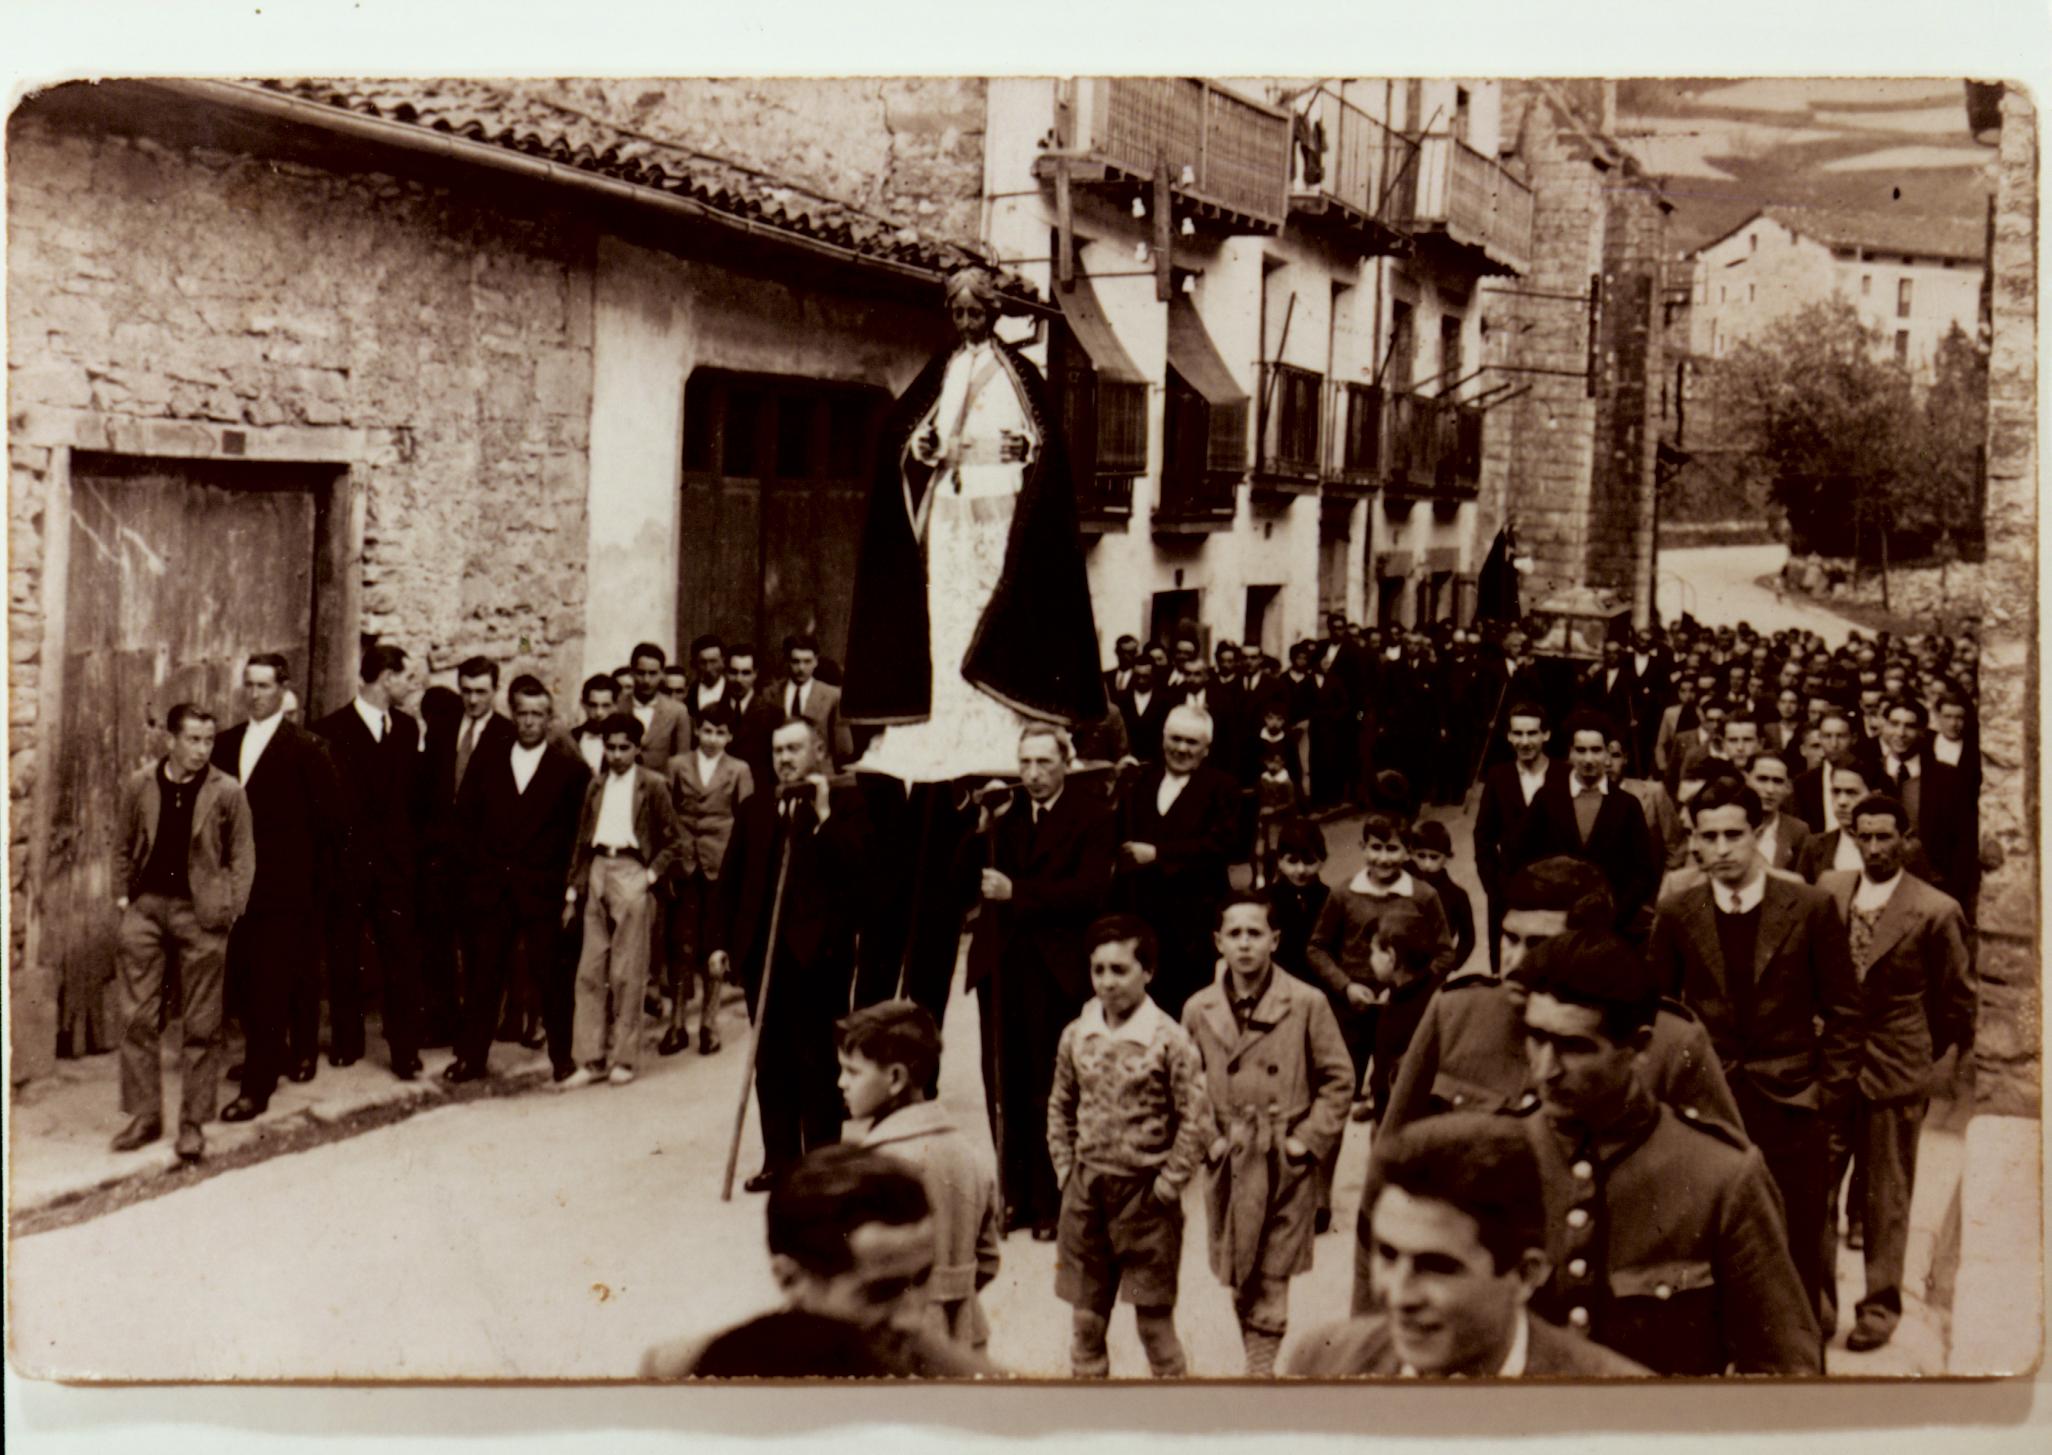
top-left (1706, 300), bottom-right (1984, 565)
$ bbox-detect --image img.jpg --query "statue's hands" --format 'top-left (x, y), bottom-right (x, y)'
top-left (998, 429), bottom-right (1031, 464)
top-left (913, 422), bottom-right (943, 465)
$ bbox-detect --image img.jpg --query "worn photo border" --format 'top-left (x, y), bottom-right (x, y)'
top-left (3, 0), bottom-right (2047, 1449)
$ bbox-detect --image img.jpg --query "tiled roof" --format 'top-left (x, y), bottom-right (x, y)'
top-left (251, 78), bottom-right (1028, 291)
top-left (1759, 205), bottom-right (1985, 262)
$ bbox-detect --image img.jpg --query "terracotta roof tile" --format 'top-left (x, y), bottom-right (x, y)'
top-left (1758, 205), bottom-right (1985, 262)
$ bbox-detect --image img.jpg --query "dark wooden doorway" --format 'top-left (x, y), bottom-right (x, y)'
top-left (677, 369), bottom-right (890, 673)
top-left (48, 453), bottom-right (333, 1055)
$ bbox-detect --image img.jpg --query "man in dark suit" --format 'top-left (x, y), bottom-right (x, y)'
top-left (1580, 641), bottom-right (1640, 773)
top-left (1510, 709), bottom-right (1659, 935)
top-left (1817, 796), bottom-right (1976, 1352)
top-left (1744, 749), bottom-right (1812, 875)
top-left (215, 653), bottom-right (341, 1120)
top-left (1112, 702), bottom-right (1240, 1020)
top-left (682, 633), bottom-right (729, 729)
top-left (1473, 701), bottom-right (1561, 972)
top-left (1790, 712), bottom-right (1857, 834)
top-left (722, 644), bottom-right (783, 794)
top-left (1646, 774), bottom-right (1864, 1324)
top-left (711, 718), bottom-right (872, 1191)
top-left (1102, 634), bottom-right (1139, 701)
top-left (446, 675), bottom-right (591, 1083)
top-left (422, 656), bottom-right (514, 1047)
top-left (1916, 691), bottom-right (1981, 917)
top-left (1292, 1115), bottom-right (1651, 1377)
top-left (627, 642), bottom-right (692, 775)
top-left (776, 634), bottom-right (853, 768)
top-left (962, 724), bottom-right (1115, 1239)
top-left (312, 643), bottom-right (428, 1080)
top-left (1116, 656), bottom-right (1172, 765)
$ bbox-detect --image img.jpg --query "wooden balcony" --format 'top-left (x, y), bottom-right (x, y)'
top-left (1052, 77), bottom-right (1292, 233)
top-left (1324, 380), bottom-right (1385, 495)
top-left (1288, 88), bottom-right (1416, 255)
top-left (1407, 134), bottom-right (1533, 275)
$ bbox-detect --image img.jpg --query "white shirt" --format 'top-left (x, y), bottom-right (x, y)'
top-left (631, 697), bottom-right (656, 729)
top-left (1348, 868), bottom-right (1415, 898)
top-left (694, 749), bottom-right (724, 787)
top-left (1853, 868), bottom-right (1904, 914)
top-left (1820, 762), bottom-right (1840, 832)
top-left (1131, 689), bottom-right (1154, 716)
top-left (1756, 816), bottom-right (1781, 870)
top-left (578, 728), bottom-right (605, 774)
top-left (1157, 769), bottom-right (1190, 817)
top-left (1883, 751), bottom-right (1922, 782)
top-left (1077, 993), bottom-right (1165, 1047)
top-left (695, 681), bottom-right (725, 711)
top-left (1028, 786), bottom-right (1063, 826)
top-left (1713, 867), bottom-right (1767, 916)
top-left (238, 709), bottom-right (285, 782)
top-left (1515, 759), bottom-right (1549, 805)
top-left (1571, 774), bottom-right (1610, 796)
top-left (509, 740), bottom-right (545, 794)
top-left (593, 768), bottom-right (639, 849)
top-left (1932, 735), bottom-right (1964, 766)
top-left (1633, 652), bottom-right (1651, 677)
top-left (353, 696), bottom-right (390, 742)
top-left (785, 681), bottom-right (809, 717)
top-left (1833, 832), bottom-right (1865, 874)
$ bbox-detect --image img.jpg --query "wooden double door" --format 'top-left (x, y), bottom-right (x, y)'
top-left (45, 453), bottom-right (331, 1054)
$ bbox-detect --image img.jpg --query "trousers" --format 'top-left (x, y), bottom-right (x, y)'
top-left (1734, 1082), bottom-right (1829, 1317)
top-left (118, 894), bottom-right (228, 1138)
top-left (752, 949), bottom-right (846, 1176)
top-left (328, 872), bottom-right (423, 1065)
top-left (573, 856), bottom-right (655, 1071)
top-left (461, 891), bottom-right (568, 1070)
top-left (225, 906), bottom-right (317, 1102)
top-left (1821, 1094), bottom-right (1925, 1333)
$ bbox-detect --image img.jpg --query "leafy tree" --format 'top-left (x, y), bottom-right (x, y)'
top-left (1707, 299), bottom-right (1983, 563)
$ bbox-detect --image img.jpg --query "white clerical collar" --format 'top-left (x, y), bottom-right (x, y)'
top-left (1349, 869), bottom-right (1414, 898)
top-left (1853, 869), bottom-right (1904, 913)
top-left (1714, 868), bottom-right (1766, 915)
top-left (1079, 994), bottom-right (1163, 1046)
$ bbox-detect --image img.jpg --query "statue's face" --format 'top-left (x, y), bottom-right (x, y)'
top-left (949, 294), bottom-right (995, 343)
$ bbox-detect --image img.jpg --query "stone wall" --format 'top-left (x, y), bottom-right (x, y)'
top-left (7, 102), bottom-right (598, 1079)
top-left (1591, 177), bottom-right (1666, 622)
top-left (1970, 88), bottom-right (2038, 1120)
top-left (536, 78), bottom-right (989, 247)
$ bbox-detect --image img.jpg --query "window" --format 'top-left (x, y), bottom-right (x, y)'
top-left (1895, 330), bottom-right (1910, 363)
top-left (1050, 271), bottom-right (1151, 520)
top-left (1439, 313), bottom-right (1464, 392)
top-left (1387, 300), bottom-right (1416, 388)
top-left (1748, 283), bottom-right (1756, 303)
top-left (1453, 86), bottom-right (1471, 144)
top-left (1897, 278), bottom-right (1913, 318)
top-left (1861, 273), bottom-right (1873, 296)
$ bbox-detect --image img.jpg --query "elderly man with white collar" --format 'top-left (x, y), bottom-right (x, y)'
top-left (1112, 703), bottom-right (1242, 1022)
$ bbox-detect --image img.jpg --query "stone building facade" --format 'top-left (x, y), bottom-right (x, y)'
top-left (5, 78), bottom-right (988, 1081)
top-left (1489, 80), bottom-right (1668, 626)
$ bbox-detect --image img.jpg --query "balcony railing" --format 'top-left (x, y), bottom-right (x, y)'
top-left (1256, 362), bottom-right (1324, 485)
top-left (1292, 88), bottom-right (1418, 239)
top-left (1384, 389), bottom-right (1483, 496)
top-left (1326, 380), bottom-right (1385, 491)
top-left (1074, 78), bottom-right (1292, 229)
top-left (1407, 134), bottom-right (1533, 274)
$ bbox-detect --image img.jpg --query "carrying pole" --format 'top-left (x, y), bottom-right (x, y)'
top-left (721, 814), bottom-right (799, 1202)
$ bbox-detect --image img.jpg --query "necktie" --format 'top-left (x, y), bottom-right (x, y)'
top-left (456, 717), bottom-right (478, 787)
top-left (380, 712), bottom-right (391, 744)
top-left (1573, 785), bottom-right (1601, 844)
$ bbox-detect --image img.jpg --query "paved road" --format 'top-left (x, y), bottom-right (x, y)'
top-left (1657, 543), bottom-right (1856, 646)
top-left (8, 796), bottom-right (1951, 1380)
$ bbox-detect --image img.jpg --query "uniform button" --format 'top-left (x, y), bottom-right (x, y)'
top-left (1568, 1307), bottom-right (1590, 1328)
top-left (1655, 1283), bottom-right (1674, 1301)
top-left (1519, 1091), bottom-right (1538, 1108)
top-left (1452, 1094), bottom-right (1466, 1106)
top-left (1566, 1208), bottom-right (1590, 1230)
top-left (1568, 1258), bottom-right (1588, 1278)
top-left (1268, 1065), bottom-right (1279, 1076)
top-left (1681, 1106), bottom-right (1700, 1120)
top-left (1572, 1160), bottom-right (1593, 1180)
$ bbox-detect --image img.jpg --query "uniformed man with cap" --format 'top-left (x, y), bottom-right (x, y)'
top-left (1353, 856), bottom-right (1744, 1316)
top-left (1514, 928), bottom-right (1820, 1376)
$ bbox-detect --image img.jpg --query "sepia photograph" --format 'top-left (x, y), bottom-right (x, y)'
top-left (3, 3), bottom-right (2044, 1433)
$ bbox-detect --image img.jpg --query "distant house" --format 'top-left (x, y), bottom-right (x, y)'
top-left (1688, 205), bottom-right (1984, 374)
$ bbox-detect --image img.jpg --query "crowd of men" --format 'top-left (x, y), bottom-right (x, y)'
top-left (108, 608), bottom-right (1982, 1378)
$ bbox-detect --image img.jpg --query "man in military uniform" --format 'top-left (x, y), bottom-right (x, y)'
top-left (1356, 857), bottom-right (1744, 1316)
top-left (1516, 929), bottom-right (1821, 1375)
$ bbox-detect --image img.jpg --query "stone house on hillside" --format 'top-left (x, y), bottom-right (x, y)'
top-left (5, 77), bottom-right (999, 1080)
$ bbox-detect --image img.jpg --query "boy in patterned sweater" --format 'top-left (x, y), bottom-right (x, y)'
top-left (1047, 913), bottom-right (1212, 1378)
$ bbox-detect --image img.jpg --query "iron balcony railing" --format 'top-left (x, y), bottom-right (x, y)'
top-left (1384, 388), bottom-right (1483, 496)
top-left (1294, 88), bottom-right (1418, 232)
top-left (1076, 77), bottom-right (1292, 228)
top-left (1256, 362), bottom-right (1324, 484)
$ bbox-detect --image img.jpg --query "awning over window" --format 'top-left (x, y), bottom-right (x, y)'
top-left (1167, 295), bottom-right (1249, 407)
top-left (1054, 275), bottom-right (1144, 385)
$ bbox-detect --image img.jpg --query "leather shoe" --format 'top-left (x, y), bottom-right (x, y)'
top-left (288, 1059), bottom-right (317, 1084)
top-left (110, 1118), bottom-right (163, 1153)
top-left (392, 1057), bottom-right (422, 1081)
top-left (518, 1023), bottom-right (546, 1050)
top-left (743, 1170), bottom-right (778, 1194)
top-left (1845, 1311), bottom-right (1896, 1352)
top-left (699, 1025), bottom-right (721, 1055)
top-left (442, 1059), bottom-right (485, 1084)
top-left (657, 1027), bottom-right (692, 1058)
top-left (175, 1127), bottom-right (204, 1164)
top-left (220, 1096), bottom-right (267, 1123)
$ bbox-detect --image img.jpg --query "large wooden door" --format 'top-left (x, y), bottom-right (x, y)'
top-left (678, 371), bottom-right (886, 672)
top-left (47, 453), bottom-right (319, 1054)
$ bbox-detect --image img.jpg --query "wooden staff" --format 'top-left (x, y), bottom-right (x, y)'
top-left (720, 797), bottom-right (801, 1203)
top-left (978, 785), bottom-right (1013, 1234)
